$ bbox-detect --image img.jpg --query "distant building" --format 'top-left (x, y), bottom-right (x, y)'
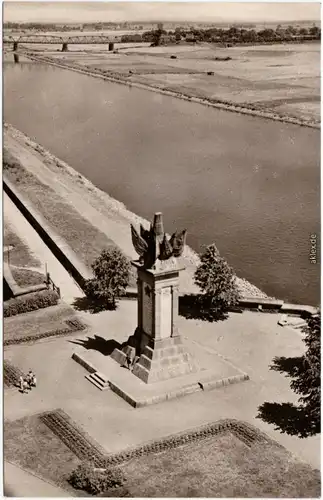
top-left (157, 23), bottom-right (164, 30)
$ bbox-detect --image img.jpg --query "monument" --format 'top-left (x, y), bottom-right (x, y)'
top-left (111, 212), bottom-right (197, 383)
top-left (72, 211), bottom-right (249, 405)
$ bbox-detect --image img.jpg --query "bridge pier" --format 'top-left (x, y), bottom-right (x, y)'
top-left (13, 41), bottom-right (18, 51)
top-left (108, 42), bottom-right (114, 51)
top-left (61, 42), bottom-right (68, 52)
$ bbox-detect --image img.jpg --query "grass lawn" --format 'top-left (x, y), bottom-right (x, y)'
top-left (4, 219), bottom-right (41, 269)
top-left (4, 415), bottom-right (81, 494)
top-left (4, 303), bottom-right (87, 344)
top-left (121, 432), bottom-right (320, 498)
top-left (4, 150), bottom-right (118, 270)
top-left (10, 267), bottom-right (45, 287)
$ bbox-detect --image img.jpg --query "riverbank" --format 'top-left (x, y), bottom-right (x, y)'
top-left (22, 50), bottom-right (319, 129)
top-left (4, 123), bottom-right (267, 299)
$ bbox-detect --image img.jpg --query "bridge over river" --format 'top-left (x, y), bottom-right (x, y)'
top-left (3, 34), bottom-right (121, 51)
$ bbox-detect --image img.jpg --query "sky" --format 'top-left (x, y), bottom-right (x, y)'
top-left (3, 1), bottom-right (321, 24)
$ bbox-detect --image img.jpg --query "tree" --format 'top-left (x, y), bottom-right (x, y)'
top-left (194, 244), bottom-right (240, 320)
top-left (299, 28), bottom-right (308, 36)
top-left (309, 25), bottom-right (320, 38)
top-left (85, 248), bottom-right (130, 309)
top-left (257, 312), bottom-right (320, 438)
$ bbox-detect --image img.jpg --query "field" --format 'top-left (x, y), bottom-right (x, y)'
top-left (18, 40), bottom-right (320, 124)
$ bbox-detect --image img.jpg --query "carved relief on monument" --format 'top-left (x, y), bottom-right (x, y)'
top-left (160, 287), bottom-right (172, 339)
top-left (142, 282), bottom-right (153, 336)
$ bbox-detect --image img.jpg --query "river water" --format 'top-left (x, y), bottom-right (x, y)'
top-left (3, 59), bottom-right (320, 305)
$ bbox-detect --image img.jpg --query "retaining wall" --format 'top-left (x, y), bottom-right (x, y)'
top-left (4, 176), bottom-right (91, 290)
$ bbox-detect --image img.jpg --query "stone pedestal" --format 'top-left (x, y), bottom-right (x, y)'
top-left (111, 258), bottom-right (197, 383)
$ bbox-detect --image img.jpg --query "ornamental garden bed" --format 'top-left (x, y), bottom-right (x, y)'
top-left (4, 303), bottom-right (87, 345)
top-left (3, 360), bottom-right (25, 388)
top-left (5, 411), bottom-right (320, 498)
top-left (10, 267), bottom-right (46, 288)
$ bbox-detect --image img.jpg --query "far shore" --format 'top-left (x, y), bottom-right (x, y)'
top-left (4, 122), bottom-right (269, 299)
top-left (21, 51), bottom-right (319, 129)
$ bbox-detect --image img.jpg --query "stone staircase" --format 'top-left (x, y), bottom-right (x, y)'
top-left (85, 371), bottom-right (110, 391)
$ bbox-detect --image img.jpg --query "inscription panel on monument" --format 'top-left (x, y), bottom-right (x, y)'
top-left (142, 283), bottom-right (153, 336)
top-left (160, 287), bottom-right (172, 339)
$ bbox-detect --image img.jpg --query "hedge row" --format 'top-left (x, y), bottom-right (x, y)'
top-left (40, 409), bottom-right (280, 469)
top-left (4, 289), bottom-right (59, 317)
top-left (4, 318), bottom-right (86, 346)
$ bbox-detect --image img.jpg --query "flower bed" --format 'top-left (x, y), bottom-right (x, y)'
top-left (3, 360), bottom-right (25, 388)
top-left (40, 409), bottom-right (107, 467)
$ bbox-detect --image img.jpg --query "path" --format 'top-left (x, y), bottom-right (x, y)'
top-left (4, 191), bottom-right (83, 304)
top-left (4, 461), bottom-right (70, 497)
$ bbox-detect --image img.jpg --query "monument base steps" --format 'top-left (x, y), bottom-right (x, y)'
top-left (85, 371), bottom-right (110, 391)
top-left (72, 345), bottom-right (249, 408)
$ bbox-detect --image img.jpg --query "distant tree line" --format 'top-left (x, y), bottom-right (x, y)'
top-left (123, 24), bottom-right (321, 45)
top-left (186, 24), bottom-right (321, 43)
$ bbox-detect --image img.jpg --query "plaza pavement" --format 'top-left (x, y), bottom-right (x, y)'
top-left (4, 301), bottom-right (320, 471)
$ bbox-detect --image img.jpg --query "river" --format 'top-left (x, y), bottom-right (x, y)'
top-left (3, 58), bottom-right (320, 305)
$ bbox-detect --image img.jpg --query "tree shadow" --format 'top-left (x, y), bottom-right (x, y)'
top-left (69, 335), bottom-right (121, 356)
top-left (269, 355), bottom-right (304, 378)
top-left (257, 354), bottom-right (320, 438)
top-left (256, 401), bottom-right (319, 438)
top-left (179, 294), bottom-right (228, 322)
top-left (72, 296), bottom-right (117, 314)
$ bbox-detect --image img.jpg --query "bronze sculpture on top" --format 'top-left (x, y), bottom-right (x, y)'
top-left (111, 212), bottom-right (197, 384)
top-left (131, 213), bottom-right (187, 270)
